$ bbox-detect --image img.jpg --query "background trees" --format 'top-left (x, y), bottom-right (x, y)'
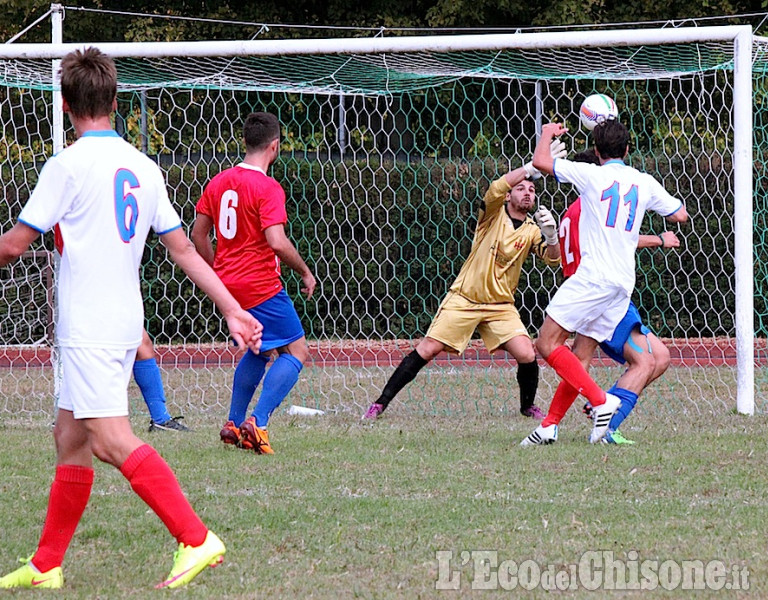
top-left (3, 0), bottom-right (767, 44)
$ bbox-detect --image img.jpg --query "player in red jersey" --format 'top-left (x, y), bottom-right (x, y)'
top-left (192, 112), bottom-right (316, 455)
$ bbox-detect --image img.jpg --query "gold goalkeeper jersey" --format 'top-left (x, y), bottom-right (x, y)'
top-left (449, 176), bottom-right (560, 305)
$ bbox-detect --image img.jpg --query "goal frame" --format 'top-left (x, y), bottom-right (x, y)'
top-left (0, 22), bottom-right (756, 414)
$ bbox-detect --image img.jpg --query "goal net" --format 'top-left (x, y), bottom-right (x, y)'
top-left (0, 25), bottom-right (764, 418)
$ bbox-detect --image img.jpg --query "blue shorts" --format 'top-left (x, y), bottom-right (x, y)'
top-left (247, 290), bottom-right (306, 353)
top-left (599, 301), bottom-right (651, 364)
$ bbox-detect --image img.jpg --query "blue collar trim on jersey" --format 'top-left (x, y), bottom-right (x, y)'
top-left (604, 159), bottom-right (625, 166)
top-left (81, 129), bottom-right (120, 138)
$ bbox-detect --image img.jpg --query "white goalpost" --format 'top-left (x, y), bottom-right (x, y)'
top-left (0, 18), bottom-right (760, 417)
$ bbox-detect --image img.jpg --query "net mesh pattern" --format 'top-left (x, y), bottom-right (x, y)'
top-left (0, 33), bottom-right (765, 417)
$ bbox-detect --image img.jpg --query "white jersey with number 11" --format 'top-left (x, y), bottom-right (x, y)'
top-left (553, 157), bottom-right (683, 293)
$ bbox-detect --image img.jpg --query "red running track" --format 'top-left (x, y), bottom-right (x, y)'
top-left (1, 338), bottom-right (765, 369)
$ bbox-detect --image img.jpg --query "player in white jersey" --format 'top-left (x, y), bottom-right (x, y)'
top-left (53, 212), bottom-right (186, 432)
top-left (0, 48), bottom-right (262, 590)
top-left (523, 119), bottom-right (688, 445)
top-left (528, 150), bottom-right (682, 446)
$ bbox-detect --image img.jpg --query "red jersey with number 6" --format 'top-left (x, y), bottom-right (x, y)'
top-left (559, 197), bottom-right (582, 278)
top-left (196, 162), bottom-right (287, 309)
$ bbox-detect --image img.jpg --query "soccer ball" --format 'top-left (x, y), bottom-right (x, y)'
top-left (579, 93), bottom-right (618, 131)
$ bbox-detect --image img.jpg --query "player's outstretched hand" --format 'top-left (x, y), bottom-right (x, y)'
top-left (226, 310), bottom-right (264, 354)
top-left (542, 122), bottom-right (568, 138)
top-left (301, 272), bottom-right (317, 299)
top-left (525, 132), bottom-right (569, 180)
top-left (660, 231), bottom-right (680, 249)
top-left (549, 138), bottom-right (567, 160)
top-left (534, 206), bottom-right (558, 245)
top-left (532, 123), bottom-right (569, 178)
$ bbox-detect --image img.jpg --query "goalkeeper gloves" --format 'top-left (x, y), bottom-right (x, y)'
top-left (534, 206), bottom-right (558, 245)
top-left (523, 138), bottom-right (568, 180)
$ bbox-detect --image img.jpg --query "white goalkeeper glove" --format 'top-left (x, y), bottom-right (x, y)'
top-left (522, 138), bottom-right (568, 180)
top-left (549, 138), bottom-right (567, 160)
top-left (522, 161), bottom-right (542, 180)
top-left (534, 206), bottom-right (558, 246)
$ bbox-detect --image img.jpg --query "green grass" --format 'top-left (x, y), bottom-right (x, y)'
top-left (0, 407), bottom-right (764, 599)
top-left (0, 362), bottom-right (756, 418)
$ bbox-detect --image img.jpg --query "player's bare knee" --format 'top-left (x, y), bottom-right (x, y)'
top-left (654, 344), bottom-right (671, 371)
top-left (514, 348), bottom-right (536, 364)
top-left (52, 424), bottom-right (75, 454)
top-left (283, 338), bottom-right (309, 364)
top-left (534, 337), bottom-right (551, 359)
top-left (53, 423), bottom-right (89, 458)
top-left (89, 440), bottom-right (121, 467)
top-left (632, 352), bottom-right (656, 379)
top-left (415, 337), bottom-right (443, 361)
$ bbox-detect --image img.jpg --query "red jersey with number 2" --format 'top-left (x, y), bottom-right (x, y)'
top-left (196, 163), bottom-right (287, 309)
top-left (559, 197), bottom-right (582, 278)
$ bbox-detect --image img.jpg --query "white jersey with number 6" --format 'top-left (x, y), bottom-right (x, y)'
top-left (18, 130), bottom-right (181, 349)
top-left (553, 157), bottom-right (683, 293)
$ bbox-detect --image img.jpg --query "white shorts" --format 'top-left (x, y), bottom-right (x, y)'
top-left (58, 346), bottom-right (138, 419)
top-left (545, 275), bottom-right (631, 343)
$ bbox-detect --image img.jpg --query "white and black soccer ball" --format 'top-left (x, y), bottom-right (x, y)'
top-left (579, 93), bottom-right (619, 131)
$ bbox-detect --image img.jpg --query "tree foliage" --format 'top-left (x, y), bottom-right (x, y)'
top-left (2, 0), bottom-right (768, 44)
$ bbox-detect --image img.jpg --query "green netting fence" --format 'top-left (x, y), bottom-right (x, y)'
top-left (0, 29), bottom-right (765, 417)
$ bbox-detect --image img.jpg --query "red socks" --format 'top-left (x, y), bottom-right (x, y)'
top-left (31, 446), bottom-right (207, 572)
top-left (33, 465), bottom-right (94, 572)
top-left (542, 380), bottom-right (580, 427)
top-left (546, 346), bottom-right (606, 408)
top-left (120, 444), bottom-right (207, 547)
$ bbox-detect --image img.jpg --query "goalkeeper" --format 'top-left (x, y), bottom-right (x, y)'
top-left (363, 140), bottom-right (566, 420)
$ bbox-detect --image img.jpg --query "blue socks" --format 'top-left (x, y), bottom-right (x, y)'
top-left (229, 350), bottom-right (270, 425)
top-left (133, 358), bottom-right (171, 424)
top-left (607, 384), bottom-right (639, 431)
top-left (253, 354), bottom-right (303, 428)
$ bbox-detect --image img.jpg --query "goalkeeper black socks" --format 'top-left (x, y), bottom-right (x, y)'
top-left (517, 359), bottom-right (539, 412)
top-left (376, 350), bottom-right (429, 408)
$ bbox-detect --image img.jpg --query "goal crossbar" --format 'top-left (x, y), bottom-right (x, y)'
top-left (0, 25), bottom-right (753, 59)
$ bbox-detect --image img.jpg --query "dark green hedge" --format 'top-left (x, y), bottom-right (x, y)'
top-left (140, 152), bottom-right (751, 343)
top-left (1, 151), bottom-right (764, 345)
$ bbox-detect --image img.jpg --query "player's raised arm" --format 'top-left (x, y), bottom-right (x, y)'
top-left (532, 123), bottom-right (568, 176)
top-left (481, 139), bottom-right (569, 219)
top-left (502, 165), bottom-right (531, 189)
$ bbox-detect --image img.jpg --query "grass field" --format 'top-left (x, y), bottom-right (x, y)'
top-left (0, 396), bottom-right (764, 599)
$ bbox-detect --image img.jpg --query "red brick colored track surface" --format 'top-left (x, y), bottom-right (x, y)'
top-left (1, 338), bottom-right (765, 369)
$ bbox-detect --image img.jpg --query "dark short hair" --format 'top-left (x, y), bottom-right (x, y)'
top-left (59, 47), bottom-right (117, 119)
top-left (573, 149), bottom-right (600, 165)
top-left (592, 119), bottom-right (630, 160)
top-left (243, 112), bottom-right (280, 152)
